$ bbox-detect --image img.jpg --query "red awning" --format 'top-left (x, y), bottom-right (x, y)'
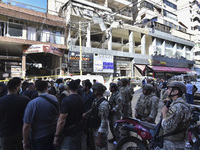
top-left (148, 66), bottom-right (191, 73)
top-left (135, 65), bottom-right (146, 72)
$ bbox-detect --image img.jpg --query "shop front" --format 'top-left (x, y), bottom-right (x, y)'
top-left (23, 44), bottom-right (64, 77)
top-left (114, 56), bottom-right (133, 77)
top-left (146, 56), bottom-right (195, 80)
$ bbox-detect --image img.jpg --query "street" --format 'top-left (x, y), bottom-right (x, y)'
top-left (108, 86), bottom-right (164, 149)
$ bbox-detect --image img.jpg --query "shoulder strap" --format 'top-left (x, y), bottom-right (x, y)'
top-left (91, 97), bottom-right (106, 110)
top-left (39, 95), bottom-right (59, 112)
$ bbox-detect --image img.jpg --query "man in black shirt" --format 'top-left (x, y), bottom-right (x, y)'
top-left (53, 80), bottom-right (84, 150)
top-left (0, 78), bottom-right (30, 150)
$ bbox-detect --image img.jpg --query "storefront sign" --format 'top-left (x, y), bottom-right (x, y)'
top-left (94, 54), bottom-right (114, 73)
top-left (69, 51), bottom-right (93, 72)
top-left (23, 44), bottom-right (63, 57)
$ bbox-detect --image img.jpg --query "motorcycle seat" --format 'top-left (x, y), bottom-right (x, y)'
top-left (140, 121), bottom-right (157, 129)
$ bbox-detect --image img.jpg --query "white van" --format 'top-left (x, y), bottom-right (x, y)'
top-left (61, 75), bottom-right (104, 85)
top-left (60, 75), bottom-right (110, 97)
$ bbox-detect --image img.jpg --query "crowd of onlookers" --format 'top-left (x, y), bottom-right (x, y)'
top-left (0, 77), bottom-right (134, 150)
top-left (0, 76), bottom-right (198, 150)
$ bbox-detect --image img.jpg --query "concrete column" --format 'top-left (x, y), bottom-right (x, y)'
top-left (149, 37), bottom-right (156, 55)
top-left (102, 32), bottom-right (106, 49)
top-left (108, 28), bottom-right (112, 50)
top-left (22, 54), bottom-right (26, 78)
top-left (141, 34), bottom-right (146, 55)
top-left (182, 46), bottom-right (186, 58)
top-left (59, 57), bottom-right (64, 76)
top-left (173, 44), bottom-right (177, 58)
top-left (129, 31), bottom-right (134, 53)
top-left (67, 3), bottom-right (72, 49)
top-left (104, 0), bottom-right (108, 7)
top-left (190, 49), bottom-right (194, 60)
top-left (161, 40), bottom-right (166, 56)
top-left (86, 22), bottom-right (91, 47)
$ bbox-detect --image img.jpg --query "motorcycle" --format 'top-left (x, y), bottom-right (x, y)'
top-left (114, 102), bottom-right (200, 150)
top-left (187, 104), bottom-right (200, 150)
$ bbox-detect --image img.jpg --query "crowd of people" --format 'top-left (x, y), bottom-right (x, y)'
top-left (0, 76), bottom-right (197, 150)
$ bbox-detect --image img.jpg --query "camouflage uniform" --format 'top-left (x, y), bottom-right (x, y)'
top-left (92, 97), bottom-right (110, 150)
top-left (135, 93), bottom-right (159, 122)
top-left (120, 86), bottom-right (133, 117)
top-left (109, 91), bottom-right (122, 141)
top-left (162, 97), bottom-right (191, 150)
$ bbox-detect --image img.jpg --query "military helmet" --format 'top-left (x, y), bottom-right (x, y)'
top-left (92, 83), bottom-right (107, 94)
top-left (143, 84), bottom-right (154, 92)
top-left (167, 81), bottom-right (186, 93)
top-left (121, 78), bottom-right (128, 84)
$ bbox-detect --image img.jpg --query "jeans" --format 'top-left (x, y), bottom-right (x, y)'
top-left (31, 133), bottom-right (55, 150)
top-left (0, 132), bottom-right (23, 150)
top-left (185, 93), bottom-right (194, 104)
top-left (61, 132), bottom-right (82, 150)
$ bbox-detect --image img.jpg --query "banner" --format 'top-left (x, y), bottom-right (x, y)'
top-left (23, 44), bottom-right (63, 57)
top-left (94, 54), bottom-right (114, 73)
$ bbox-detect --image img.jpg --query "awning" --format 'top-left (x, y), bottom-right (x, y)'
top-left (135, 64), bottom-right (146, 72)
top-left (148, 66), bottom-right (191, 73)
top-left (23, 44), bottom-right (64, 57)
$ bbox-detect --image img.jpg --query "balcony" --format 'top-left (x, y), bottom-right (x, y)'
top-left (0, 20), bottom-right (65, 45)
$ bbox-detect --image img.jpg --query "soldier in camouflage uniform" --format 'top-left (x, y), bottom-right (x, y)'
top-left (135, 84), bottom-right (159, 123)
top-left (85, 83), bottom-right (110, 150)
top-left (108, 83), bottom-right (122, 143)
top-left (119, 78), bottom-right (133, 117)
top-left (161, 81), bottom-right (191, 150)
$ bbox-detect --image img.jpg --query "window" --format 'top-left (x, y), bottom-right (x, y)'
top-left (163, 0), bottom-right (177, 10)
top-left (8, 23), bottom-right (22, 37)
top-left (195, 52), bottom-right (200, 56)
top-left (141, 1), bottom-right (154, 11)
top-left (163, 10), bottom-right (177, 21)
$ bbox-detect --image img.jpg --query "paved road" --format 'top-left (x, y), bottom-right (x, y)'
top-left (108, 86), bottom-right (164, 149)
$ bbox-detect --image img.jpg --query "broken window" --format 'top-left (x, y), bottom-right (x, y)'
top-left (8, 23), bottom-right (22, 37)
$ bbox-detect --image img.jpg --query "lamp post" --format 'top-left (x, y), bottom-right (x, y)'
top-left (79, 21), bottom-right (82, 75)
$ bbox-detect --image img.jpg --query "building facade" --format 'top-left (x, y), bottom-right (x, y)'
top-left (0, 0), bottom-right (196, 80)
top-left (0, 0), bottom-right (67, 79)
top-left (47, 0), bottom-right (195, 80)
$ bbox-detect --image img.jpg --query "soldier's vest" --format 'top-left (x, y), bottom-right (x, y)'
top-left (165, 101), bottom-right (191, 142)
top-left (88, 97), bottom-right (106, 129)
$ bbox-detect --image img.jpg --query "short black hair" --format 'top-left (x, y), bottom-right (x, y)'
top-left (35, 80), bottom-right (48, 92)
top-left (7, 79), bottom-right (21, 91)
top-left (110, 83), bottom-right (118, 91)
top-left (75, 79), bottom-right (81, 85)
top-left (84, 80), bottom-right (92, 89)
top-left (68, 80), bottom-right (78, 91)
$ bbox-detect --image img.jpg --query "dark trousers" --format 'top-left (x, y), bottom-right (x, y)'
top-left (185, 93), bottom-right (194, 104)
top-left (31, 133), bottom-right (55, 150)
top-left (0, 132), bottom-right (23, 150)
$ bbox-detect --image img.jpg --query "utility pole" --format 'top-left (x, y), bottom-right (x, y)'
top-left (79, 21), bottom-right (82, 75)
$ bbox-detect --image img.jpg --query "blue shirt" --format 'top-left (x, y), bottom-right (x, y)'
top-left (186, 83), bottom-right (193, 95)
top-left (23, 93), bottom-right (58, 140)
